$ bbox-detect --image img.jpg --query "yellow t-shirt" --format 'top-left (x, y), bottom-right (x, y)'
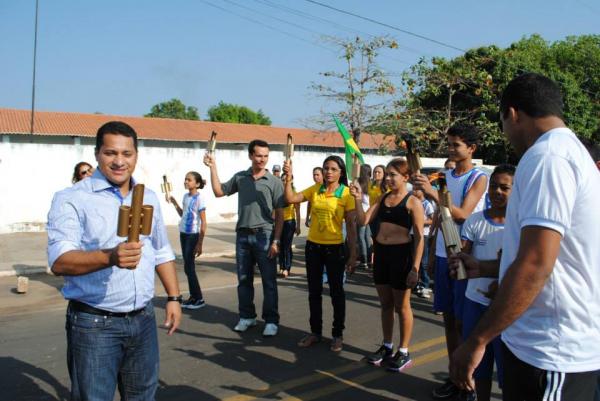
top-left (368, 182), bottom-right (383, 206)
top-left (283, 203), bottom-right (296, 221)
top-left (301, 183), bottom-right (355, 244)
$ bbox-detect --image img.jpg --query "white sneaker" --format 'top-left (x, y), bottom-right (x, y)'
top-left (233, 318), bottom-right (257, 332)
top-left (262, 323), bottom-right (278, 337)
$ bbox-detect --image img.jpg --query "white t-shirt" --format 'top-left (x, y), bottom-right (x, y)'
top-left (435, 168), bottom-right (488, 257)
top-left (178, 192), bottom-right (206, 234)
top-left (422, 199), bottom-right (435, 237)
top-left (461, 210), bottom-right (503, 306)
top-left (499, 127), bottom-right (600, 373)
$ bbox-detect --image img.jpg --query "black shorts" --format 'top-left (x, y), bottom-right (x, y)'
top-left (373, 241), bottom-right (413, 290)
top-left (501, 341), bottom-right (599, 401)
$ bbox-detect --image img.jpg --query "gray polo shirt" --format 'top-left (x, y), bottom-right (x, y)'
top-left (221, 168), bottom-right (285, 230)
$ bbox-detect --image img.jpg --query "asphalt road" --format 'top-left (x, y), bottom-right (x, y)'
top-left (0, 252), bottom-right (502, 401)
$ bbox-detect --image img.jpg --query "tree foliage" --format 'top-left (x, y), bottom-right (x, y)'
top-left (384, 34), bottom-right (600, 164)
top-left (311, 36), bottom-right (399, 143)
top-left (207, 101), bottom-right (271, 125)
top-left (145, 98), bottom-right (200, 120)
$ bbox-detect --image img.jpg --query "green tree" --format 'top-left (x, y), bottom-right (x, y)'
top-left (145, 98), bottom-right (199, 120)
top-left (207, 101), bottom-right (271, 125)
top-left (311, 36), bottom-right (398, 144)
top-left (388, 34), bottom-right (600, 163)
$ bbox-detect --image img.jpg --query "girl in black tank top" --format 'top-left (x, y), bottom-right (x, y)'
top-left (350, 158), bottom-right (425, 372)
top-left (377, 192), bottom-right (413, 230)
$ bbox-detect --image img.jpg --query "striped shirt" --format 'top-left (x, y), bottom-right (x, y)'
top-left (47, 169), bottom-right (175, 312)
top-left (178, 192), bottom-right (206, 234)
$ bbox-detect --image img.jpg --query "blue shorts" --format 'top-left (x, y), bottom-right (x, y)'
top-left (462, 298), bottom-right (504, 386)
top-left (433, 256), bottom-right (467, 318)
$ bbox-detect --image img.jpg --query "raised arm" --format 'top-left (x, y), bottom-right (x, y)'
top-left (282, 160), bottom-right (307, 204)
top-left (203, 153), bottom-right (225, 198)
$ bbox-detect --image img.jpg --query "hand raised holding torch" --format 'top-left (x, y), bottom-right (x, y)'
top-left (203, 131), bottom-right (217, 167)
top-left (161, 174), bottom-right (173, 203)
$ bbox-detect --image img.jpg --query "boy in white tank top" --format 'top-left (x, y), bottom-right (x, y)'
top-left (412, 124), bottom-right (488, 399)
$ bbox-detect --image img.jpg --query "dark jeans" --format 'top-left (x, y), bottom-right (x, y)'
top-left (305, 240), bottom-right (346, 338)
top-left (279, 219), bottom-right (296, 271)
top-left (357, 224), bottom-right (372, 264)
top-left (418, 235), bottom-right (431, 289)
top-left (66, 302), bottom-right (158, 401)
top-left (236, 229), bottom-right (279, 324)
top-left (180, 232), bottom-right (203, 300)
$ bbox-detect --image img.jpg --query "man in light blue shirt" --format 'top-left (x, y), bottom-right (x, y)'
top-left (47, 121), bottom-right (182, 401)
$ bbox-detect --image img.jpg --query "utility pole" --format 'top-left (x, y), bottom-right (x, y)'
top-left (30, 0), bottom-right (39, 134)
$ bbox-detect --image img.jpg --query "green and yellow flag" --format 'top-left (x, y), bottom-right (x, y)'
top-left (333, 116), bottom-right (364, 180)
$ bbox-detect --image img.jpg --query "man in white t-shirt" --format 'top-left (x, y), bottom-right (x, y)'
top-left (450, 73), bottom-right (600, 400)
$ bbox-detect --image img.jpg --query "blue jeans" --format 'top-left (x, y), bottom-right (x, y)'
top-left (357, 225), bottom-right (372, 264)
top-left (236, 229), bottom-right (279, 324)
top-left (180, 232), bottom-right (203, 300)
top-left (66, 302), bottom-right (158, 401)
top-left (418, 235), bottom-right (431, 289)
top-left (278, 220), bottom-right (296, 271)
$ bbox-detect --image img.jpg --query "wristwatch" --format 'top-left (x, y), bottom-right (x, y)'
top-left (166, 295), bottom-right (183, 303)
top-left (272, 239), bottom-right (281, 246)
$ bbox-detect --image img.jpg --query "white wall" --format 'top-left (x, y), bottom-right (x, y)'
top-left (0, 137), bottom-right (449, 233)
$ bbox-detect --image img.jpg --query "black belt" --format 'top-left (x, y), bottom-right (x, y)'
top-left (69, 300), bottom-right (145, 318)
top-left (237, 227), bottom-right (267, 234)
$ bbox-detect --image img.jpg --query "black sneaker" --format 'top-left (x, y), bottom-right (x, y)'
top-left (367, 345), bottom-right (394, 366)
top-left (386, 351), bottom-right (412, 372)
top-left (182, 298), bottom-right (206, 310)
top-left (431, 378), bottom-right (460, 399)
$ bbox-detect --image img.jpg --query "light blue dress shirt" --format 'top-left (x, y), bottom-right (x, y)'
top-left (47, 169), bottom-right (175, 312)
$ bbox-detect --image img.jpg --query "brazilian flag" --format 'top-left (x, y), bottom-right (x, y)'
top-left (333, 116), bottom-right (364, 180)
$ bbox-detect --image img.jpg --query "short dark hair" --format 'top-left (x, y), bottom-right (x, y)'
top-left (491, 163), bottom-right (516, 179)
top-left (500, 73), bottom-right (564, 120)
top-left (95, 121), bottom-right (138, 152)
top-left (322, 155), bottom-right (348, 186)
top-left (248, 139), bottom-right (270, 154)
top-left (447, 124), bottom-right (480, 147)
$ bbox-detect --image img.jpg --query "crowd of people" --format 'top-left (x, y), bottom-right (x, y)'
top-left (48, 72), bottom-right (599, 400)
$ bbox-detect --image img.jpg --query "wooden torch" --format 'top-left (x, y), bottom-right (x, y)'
top-left (117, 184), bottom-right (153, 244)
top-left (404, 136), bottom-right (422, 175)
top-left (160, 174), bottom-right (172, 203)
top-left (207, 131), bottom-right (217, 154)
top-left (437, 175), bottom-right (467, 280)
top-left (284, 133), bottom-right (294, 161)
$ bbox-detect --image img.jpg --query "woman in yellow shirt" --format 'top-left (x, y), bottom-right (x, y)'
top-left (283, 155), bottom-right (357, 352)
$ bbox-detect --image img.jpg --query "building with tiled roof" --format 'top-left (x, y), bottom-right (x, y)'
top-left (0, 108), bottom-right (412, 233)
top-left (0, 108), bottom-right (395, 151)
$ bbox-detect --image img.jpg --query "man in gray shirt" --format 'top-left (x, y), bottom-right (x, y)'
top-left (204, 139), bottom-right (284, 336)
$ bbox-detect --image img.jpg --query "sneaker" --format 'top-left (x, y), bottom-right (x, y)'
top-left (330, 336), bottom-right (343, 352)
top-left (262, 323), bottom-right (278, 337)
top-left (417, 288), bottom-right (432, 299)
top-left (431, 378), bottom-right (459, 399)
top-left (233, 318), bottom-right (257, 332)
top-left (386, 351), bottom-right (413, 372)
top-left (185, 298), bottom-right (206, 310)
top-left (367, 344), bottom-right (394, 366)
